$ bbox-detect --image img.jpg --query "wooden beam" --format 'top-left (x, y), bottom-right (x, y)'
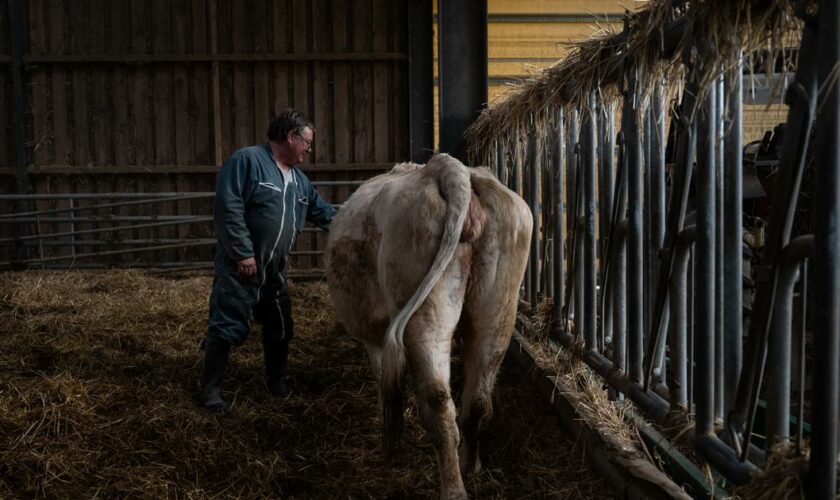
top-left (0, 162), bottom-right (394, 175)
top-left (0, 52), bottom-right (408, 64)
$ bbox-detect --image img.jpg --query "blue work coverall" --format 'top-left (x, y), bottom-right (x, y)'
top-left (208, 143), bottom-right (335, 346)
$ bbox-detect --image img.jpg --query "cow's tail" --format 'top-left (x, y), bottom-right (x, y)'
top-left (380, 154), bottom-right (473, 451)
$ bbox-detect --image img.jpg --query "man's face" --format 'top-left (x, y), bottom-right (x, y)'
top-left (289, 127), bottom-right (313, 164)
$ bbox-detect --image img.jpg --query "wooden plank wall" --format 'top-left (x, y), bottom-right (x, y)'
top-left (0, 0), bottom-right (409, 271)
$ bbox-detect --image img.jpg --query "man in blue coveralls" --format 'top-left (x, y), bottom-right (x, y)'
top-left (201, 109), bottom-right (336, 412)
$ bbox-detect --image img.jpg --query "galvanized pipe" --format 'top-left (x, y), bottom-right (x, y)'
top-left (624, 79), bottom-right (645, 384)
top-left (599, 103), bottom-right (616, 348)
top-left (669, 226), bottom-right (696, 410)
top-left (723, 53), bottom-right (744, 417)
top-left (612, 221), bottom-right (629, 376)
top-left (809, 0), bottom-right (840, 494)
top-left (584, 93), bottom-right (598, 350)
top-left (527, 132), bottom-right (540, 306)
top-left (766, 235), bottom-right (814, 445)
top-left (650, 80), bottom-right (668, 386)
top-left (0, 193), bottom-right (215, 219)
top-left (695, 80), bottom-right (717, 438)
top-left (0, 216), bottom-right (215, 244)
top-left (552, 109), bottom-right (566, 329)
top-left (714, 74), bottom-right (726, 421)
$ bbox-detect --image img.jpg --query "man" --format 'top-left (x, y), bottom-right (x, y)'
top-left (201, 109), bottom-right (336, 412)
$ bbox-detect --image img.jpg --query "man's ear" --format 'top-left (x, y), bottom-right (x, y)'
top-left (286, 131), bottom-right (296, 143)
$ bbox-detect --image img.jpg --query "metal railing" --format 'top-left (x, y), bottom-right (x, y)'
top-left (487, 2), bottom-right (838, 497)
top-left (0, 180), bottom-right (364, 272)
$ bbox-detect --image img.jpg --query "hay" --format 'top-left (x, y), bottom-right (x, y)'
top-left (466, 0), bottom-right (800, 168)
top-left (730, 443), bottom-right (808, 500)
top-left (0, 270), bottom-right (613, 498)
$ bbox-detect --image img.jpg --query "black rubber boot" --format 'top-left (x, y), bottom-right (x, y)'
top-left (201, 336), bottom-right (231, 412)
top-left (263, 335), bottom-right (290, 398)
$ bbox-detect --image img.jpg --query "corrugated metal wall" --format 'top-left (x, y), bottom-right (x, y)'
top-left (0, 0), bottom-right (410, 272)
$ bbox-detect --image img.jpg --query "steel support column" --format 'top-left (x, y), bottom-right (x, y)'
top-left (809, 0), bottom-right (840, 495)
top-left (408, 0), bottom-right (435, 163)
top-left (438, 0), bottom-right (487, 163)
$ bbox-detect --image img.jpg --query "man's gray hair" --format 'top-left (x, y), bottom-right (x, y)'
top-left (267, 109), bottom-right (314, 142)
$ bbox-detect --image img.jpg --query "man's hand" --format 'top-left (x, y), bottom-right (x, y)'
top-left (237, 257), bottom-right (257, 279)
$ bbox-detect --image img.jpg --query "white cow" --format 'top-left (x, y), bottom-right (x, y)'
top-left (325, 154), bottom-right (532, 499)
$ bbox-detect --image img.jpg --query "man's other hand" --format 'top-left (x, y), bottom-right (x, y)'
top-left (237, 257), bottom-right (257, 279)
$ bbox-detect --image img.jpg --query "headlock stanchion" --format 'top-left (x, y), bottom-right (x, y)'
top-left (465, 0), bottom-right (840, 496)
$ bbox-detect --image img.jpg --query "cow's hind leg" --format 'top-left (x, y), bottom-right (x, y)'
top-left (458, 290), bottom-right (519, 476)
top-left (404, 294), bottom-right (467, 499)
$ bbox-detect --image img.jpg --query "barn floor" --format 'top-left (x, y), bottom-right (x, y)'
top-left (0, 271), bottom-right (613, 499)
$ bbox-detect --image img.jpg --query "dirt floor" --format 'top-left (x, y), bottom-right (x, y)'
top-left (0, 271), bottom-right (614, 499)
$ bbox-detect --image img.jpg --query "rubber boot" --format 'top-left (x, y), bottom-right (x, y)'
top-left (201, 336), bottom-right (231, 412)
top-left (263, 335), bottom-right (290, 398)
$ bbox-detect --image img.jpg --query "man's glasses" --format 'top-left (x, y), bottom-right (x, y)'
top-left (296, 133), bottom-right (313, 148)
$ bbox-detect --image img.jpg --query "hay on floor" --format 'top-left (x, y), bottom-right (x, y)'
top-left (0, 270), bottom-right (613, 498)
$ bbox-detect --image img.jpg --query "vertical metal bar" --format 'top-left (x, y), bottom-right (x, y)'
top-left (695, 81), bottom-right (717, 437)
top-left (553, 109), bottom-right (566, 330)
top-left (511, 133), bottom-right (521, 195)
top-left (437, 0), bottom-right (488, 163)
top-left (527, 132), bottom-right (540, 306)
top-left (566, 109), bottom-right (580, 282)
top-left (544, 139), bottom-right (555, 300)
top-left (408, 0), bottom-right (434, 163)
top-left (669, 227), bottom-right (695, 410)
top-left (650, 80), bottom-right (668, 385)
top-left (715, 75), bottom-right (725, 421)
top-left (796, 259), bottom-right (807, 454)
top-left (625, 77), bottom-right (644, 384)
top-left (584, 93), bottom-right (598, 350)
top-left (574, 156), bottom-right (584, 337)
top-left (599, 103), bottom-right (616, 349)
top-left (809, 0), bottom-right (840, 494)
top-left (767, 236), bottom-right (813, 445)
top-left (688, 245), bottom-right (695, 410)
top-left (613, 224), bottom-right (628, 375)
top-left (599, 103), bottom-right (615, 272)
top-left (723, 53), bottom-right (744, 417)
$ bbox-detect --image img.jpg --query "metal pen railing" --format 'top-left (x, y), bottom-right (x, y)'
top-left (488, 1), bottom-right (838, 496)
top-left (0, 179), bottom-right (364, 272)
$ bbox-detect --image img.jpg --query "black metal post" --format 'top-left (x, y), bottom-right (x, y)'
top-left (438, 0), bottom-right (487, 163)
top-left (767, 235), bottom-right (813, 445)
top-left (552, 109), bottom-right (566, 329)
top-left (695, 80), bottom-right (717, 437)
top-left (723, 54), bottom-right (744, 416)
top-left (809, 0), bottom-right (840, 495)
top-left (584, 93), bottom-right (598, 350)
top-left (669, 227), bottom-right (696, 410)
top-left (408, 0), bottom-right (435, 163)
top-left (625, 77), bottom-right (644, 384)
top-left (527, 131), bottom-right (540, 306)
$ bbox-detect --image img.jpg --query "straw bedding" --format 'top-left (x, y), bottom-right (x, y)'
top-left (0, 270), bottom-right (613, 499)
